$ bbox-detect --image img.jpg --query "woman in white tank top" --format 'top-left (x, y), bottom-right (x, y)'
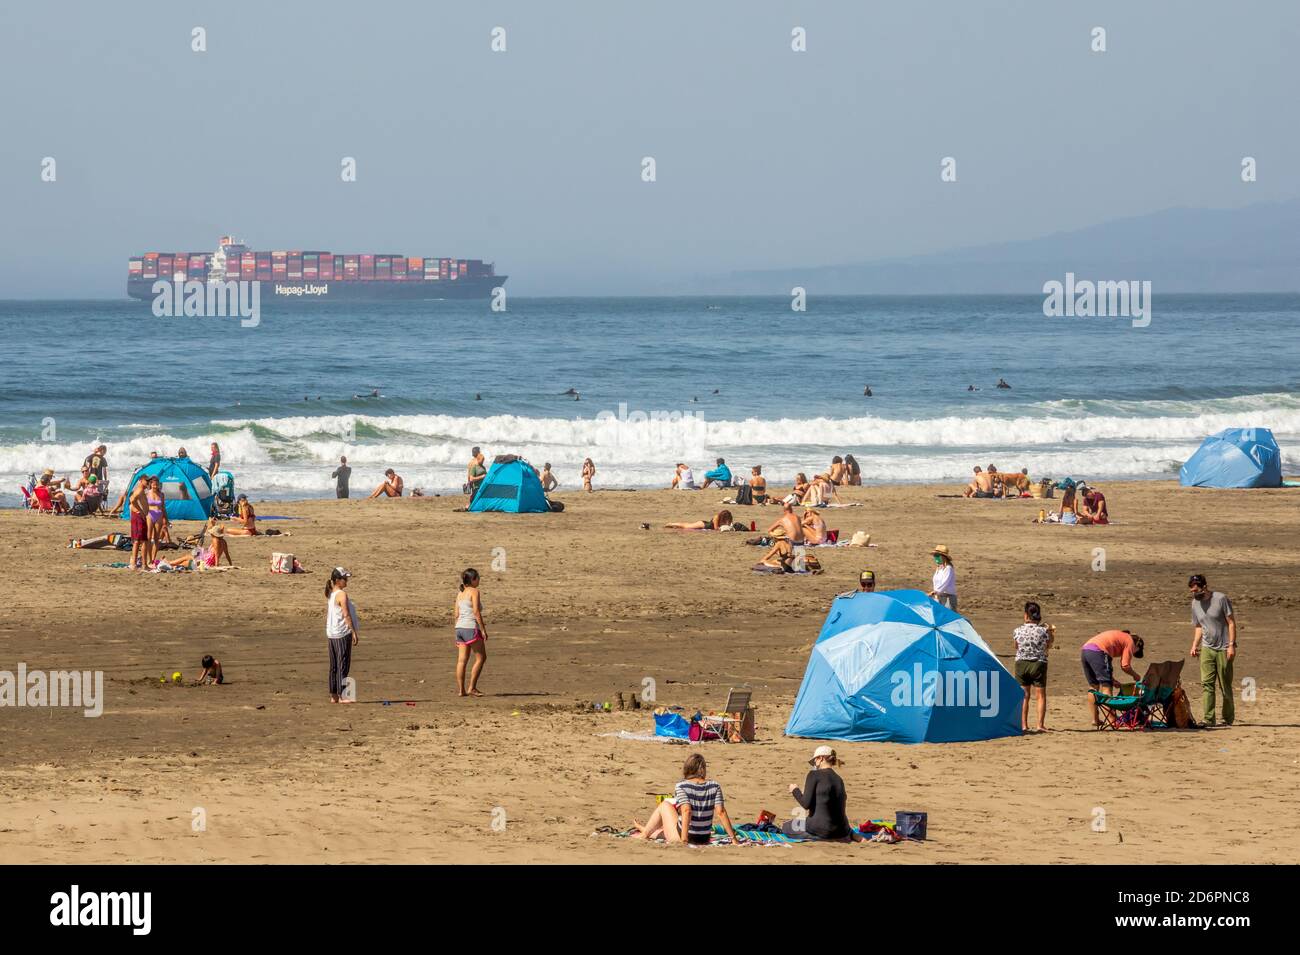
top-left (453, 568), bottom-right (487, 697)
top-left (325, 568), bottom-right (359, 703)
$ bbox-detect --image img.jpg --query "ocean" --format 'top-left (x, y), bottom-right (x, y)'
top-left (2, 294), bottom-right (1298, 506)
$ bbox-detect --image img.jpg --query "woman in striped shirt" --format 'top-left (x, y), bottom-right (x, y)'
top-left (632, 754), bottom-right (738, 846)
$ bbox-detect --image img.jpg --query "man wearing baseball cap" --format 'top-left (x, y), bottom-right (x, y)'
top-left (858, 570), bottom-right (876, 592)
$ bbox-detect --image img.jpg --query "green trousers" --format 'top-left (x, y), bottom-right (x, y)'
top-left (1199, 646), bottom-right (1234, 725)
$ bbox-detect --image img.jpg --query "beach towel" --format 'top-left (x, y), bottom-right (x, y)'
top-left (592, 825), bottom-right (799, 846)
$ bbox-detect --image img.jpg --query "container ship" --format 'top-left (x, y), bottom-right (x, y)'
top-left (127, 236), bottom-right (505, 302)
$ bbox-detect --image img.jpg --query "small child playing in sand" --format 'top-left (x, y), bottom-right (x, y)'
top-left (195, 655), bottom-right (224, 685)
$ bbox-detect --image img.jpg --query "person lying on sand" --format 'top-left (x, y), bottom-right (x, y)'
top-left (368, 469), bottom-right (404, 499)
top-left (195, 655), bottom-right (224, 685)
top-left (769, 501), bottom-right (805, 544)
top-left (665, 509), bottom-right (733, 531)
top-left (631, 754), bottom-right (737, 846)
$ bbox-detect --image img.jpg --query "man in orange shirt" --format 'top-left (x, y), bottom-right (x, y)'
top-left (1080, 629), bottom-right (1145, 728)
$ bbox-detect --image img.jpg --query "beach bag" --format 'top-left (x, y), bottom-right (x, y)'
top-left (653, 711), bottom-right (691, 739)
top-left (802, 552), bottom-right (823, 574)
top-left (548, 500), bottom-right (565, 512)
top-left (270, 552), bottom-right (295, 574)
top-left (734, 484), bottom-right (753, 505)
top-left (1168, 686), bottom-right (1197, 728)
top-left (895, 811), bottom-right (928, 840)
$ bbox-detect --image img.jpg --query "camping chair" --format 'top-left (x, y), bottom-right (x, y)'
top-left (31, 484), bottom-right (67, 514)
top-left (699, 687), bottom-right (755, 743)
top-left (1091, 682), bottom-right (1151, 731)
top-left (1140, 660), bottom-right (1187, 727)
top-left (212, 471), bottom-right (236, 518)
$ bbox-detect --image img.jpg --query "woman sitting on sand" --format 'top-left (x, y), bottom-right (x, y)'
top-left (844, 454), bottom-right (862, 486)
top-left (224, 494), bottom-right (259, 535)
top-left (786, 745), bottom-right (856, 841)
top-left (1057, 482), bottom-right (1078, 525)
top-left (453, 568), bottom-right (488, 697)
top-left (632, 754), bottom-right (738, 846)
top-left (664, 509), bottom-right (733, 531)
top-left (790, 472), bottom-right (811, 502)
top-left (753, 536), bottom-right (794, 572)
top-left (1077, 484), bottom-right (1109, 525)
top-left (801, 508), bottom-right (828, 545)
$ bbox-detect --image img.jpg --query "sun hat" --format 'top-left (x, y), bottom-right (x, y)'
top-left (808, 745), bottom-right (841, 766)
top-left (931, 544), bottom-right (954, 561)
top-left (768, 525), bottom-right (788, 540)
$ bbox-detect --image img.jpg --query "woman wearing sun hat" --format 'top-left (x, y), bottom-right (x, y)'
top-left (928, 545), bottom-right (958, 610)
top-left (785, 745), bottom-right (854, 841)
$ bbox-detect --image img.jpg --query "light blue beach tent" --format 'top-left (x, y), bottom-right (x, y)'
top-left (118, 456), bottom-right (215, 522)
top-left (1179, 428), bottom-right (1283, 489)
top-left (467, 456), bottom-right (551, 513)
top-left (785, 590), bottom-right (1021, 744)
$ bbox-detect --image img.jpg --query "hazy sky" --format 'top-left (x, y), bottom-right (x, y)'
top-left (1, 0), bottom-right (1297, 296)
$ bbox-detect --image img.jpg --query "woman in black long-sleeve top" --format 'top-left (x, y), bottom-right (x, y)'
top-left (785, 745), bottom-right (856, 841)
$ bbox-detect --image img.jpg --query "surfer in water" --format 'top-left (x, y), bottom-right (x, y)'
top-left (863, 385), bottom-right (873, 397)
top-left (996, 379), bottom-right (1011, 389)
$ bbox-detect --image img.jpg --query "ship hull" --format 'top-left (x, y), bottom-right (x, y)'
top-left (127, 276), bottom-right (505, 303)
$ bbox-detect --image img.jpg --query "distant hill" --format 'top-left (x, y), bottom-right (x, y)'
top-left (686, 199), bottom-right (1300, 294)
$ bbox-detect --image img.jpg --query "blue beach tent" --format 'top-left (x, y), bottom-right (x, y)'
top-left (118, 456), bottom-right (216, 522)
top-left (467, 456), bottom-right (551, 513)
top-left (1180, 428), bottom-right (1283, 489)
top-left (785, 590), bottom-right (1021, 744)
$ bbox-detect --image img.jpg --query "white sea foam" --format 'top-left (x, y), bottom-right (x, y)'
top-left (5, 395), bottom-right (1298, 501)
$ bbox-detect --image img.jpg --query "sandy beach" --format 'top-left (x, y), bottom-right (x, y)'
top-left (3, 480), bottom-right (1299, 864)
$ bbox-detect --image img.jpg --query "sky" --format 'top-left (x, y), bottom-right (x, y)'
top-left (1, 0), bottom-right (1297, 296)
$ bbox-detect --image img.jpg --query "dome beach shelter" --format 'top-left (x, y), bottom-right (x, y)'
top-left (466, 456), bottom-right (552, 513)
top-left (785, 590), bottom-right (1021, 744)
top-left (1179, 428), bottom-right (1283, 489)
top-left (118, 456), bottom-right (216, 522)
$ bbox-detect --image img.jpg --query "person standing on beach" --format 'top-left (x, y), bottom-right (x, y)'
top-left (325, 568), bottom-right (359, 703)
top-left (129, 477), bottom-right (150, 570)
top-left (928, 545), bottom-right (957, 610)
top-left (331, 456), bottom-right (352, 499)
top-left (1013, 601), bottom-right (1055, 732)
top-left (1189, 574), bottom-right (1237, 726)
top-left (540, 462), bottom-right (558, 492)
top-left (208, 442), bottom-right (221, 479)
top-left (581, 458), bottom-right (595, 492)
top-left (454, 568), bottom-right (488, 697)
top-left (466, 447), bottom-right (487, 497)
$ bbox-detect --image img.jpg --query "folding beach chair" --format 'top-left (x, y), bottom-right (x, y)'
top-left (700, 687), bottom-right (755, 743)
top-left (1091, 682), bottom-right (1151, 731)
top-left (31, 484), bottom-right (67, 514)
top-left (1140, 660), bottom-right (1187, 727)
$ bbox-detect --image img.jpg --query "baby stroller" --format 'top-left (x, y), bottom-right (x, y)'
top-left (212, 471), bottom-right (236, 518)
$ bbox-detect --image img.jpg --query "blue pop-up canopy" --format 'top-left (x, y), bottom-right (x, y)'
top-left (785, 590), bottom-right (1021, 744)
top-left (467, 457), bottom-right (551, 513)
top-left (1179, 428), bottom-right (1282, 489)
top-left (118, 456), bottom-right (215, 522)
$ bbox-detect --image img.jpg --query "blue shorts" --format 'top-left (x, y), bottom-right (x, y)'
top-left (455, 627), bottom-right (483, 646)
top-left (1081, 648), bottom-right (1114, 686)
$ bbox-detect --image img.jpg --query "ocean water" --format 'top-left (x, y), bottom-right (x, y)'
top-left (2, 295), bottom-right (1298, 505)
